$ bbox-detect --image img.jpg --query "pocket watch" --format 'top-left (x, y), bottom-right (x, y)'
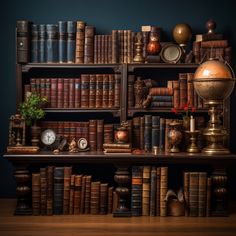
top-left (41, 129), bottom-right (57, 148)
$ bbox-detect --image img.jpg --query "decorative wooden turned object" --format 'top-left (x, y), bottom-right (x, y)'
top-left (113, 166), bottom-right (131, 217)
top-left (133, 32), bottom-right (144, 63)
top-left (14, 169), bottom-right (32, 215)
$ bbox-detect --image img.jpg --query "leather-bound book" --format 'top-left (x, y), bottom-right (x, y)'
top-left (140, 116), bottom-right (145, 150)
top-left (45, 78), bottom-right (51, 106)
top-left (40, 168), bottom-right (47, 215)
top-left (69, 174), bottom-right (75, 214)
top-left (90, 181), bottom-right (100, 215)
top-left (95, 74), bottom-right (103, 108)
top-left (150, 166), bottom-right (157, 216)
top-left (16, 20), bottom-right (30, 63)
top-left (179, 73), bottom-right (187, 108)
top-left (132, 117), bottom-right (141, 149)
top-left (74, 175), bottom-right (83, 214)
top-left (114, 74), bottom-right (121, 108)
top-left (46, 24), bottom-right (58, 63)
top-left (201, 39), bottom-right (228, 48)
top-left (50, 78), bottom-right (57, 108)
top-left (198, 172), bottom-right (207, 217)
top-left (31, 24), bottom-right (39, 63)
top-left (187, 73), bottom-right (194, 107)
top-left (184, 172), bottom-right (190, 216)
top-left (80, 175), bottom-right (87, 214)
top-left (46, 166), bottom-right (54, 215)
top-left (160, 167), bottom-right (168, 217)
top-left (53, 167), bottom-right (64, 215)
top-left (97, 120), bottom-right (104, 151)
top-left (74, 78), bottom-right (81, 108)
top-left (96, 35), bottom-right (101, 64)
top-left (142, 166), bottom-right (151, 216)
top-left (128, 75), bottom-right (135, 108)
top-left (108, 74), bottom-right (115, 108)
top-left (69, 78), bottom-right (75, 108)
top-left (67, 21), bottom-right (76, 63)
top-left (156, 167), bottom-right (160, 216)
top-left (206, 177), bottom-right (212, 217)
top-left (123, 30), bottom-right (128, 63)
top-left (84, 175), bottom-right (92, 214)
top-left (94, 35), bottom-right (98, 64)
top-left (118, 30), bottom-right (124, 63)
top-left (173, 80), bottom-right (180, 109)
top-left (84, 26), bottom-right (95, 63)
top-left (75, 21), bottom-right (86, 63)
top-left (40, 78), bottom-right (46, 97)
top-left (108, 186), bottom-right (114, 214)
top-left (149, 87), bottom-right (173, 96)
top-left (103, 124), bottom-right (114, 144)
top-left (30, 78), bottom-right (37, 93)
top-left (189, 172), bottom-right (199, 217)
top-left (89, 74), bottom-right (96, 108)
top-left (39, 24), bottom-right (46, 63)
top-left (101, 35), bottom-right (105, 64)
top-left (127, 30), bottom-right (132, 63)
top-left (70, 122), bottom-right (77, 142)
top-left (63, 166), bottom-right (72, 215)
top-left (63, 78), bottom-right (69, 108)
top-left (81, 74), bottom-right (90, 108)
top-left (142, 31), bottom-right (150, 60)
top-left (100, 183), bottom-right (108, 214)
top-left (152, 116), bottom-right (160, 150)
top-left (111, 30), bottom-right (118, 63)
top-left (57, 78), bottom-right (63, 108)
top-left (58, 21), bottom-right (67, 63)
top-left (102, 74), bottom-right (109, 108)
top-left (108, 35), bottom-right (112, 63)
top-left (131, 166), bottom-right (143, 216)
top-left (89, 120), bottom-right (97, 151)
top-left (144, 115), bottom-right (152, 152)
top-left (32, 173), bottom-right (41, 215)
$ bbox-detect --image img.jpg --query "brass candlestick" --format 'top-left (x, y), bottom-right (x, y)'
top-left (133, 32), bottom-right (144, 63)
top-left (185, 130), bottom-right (200, 153)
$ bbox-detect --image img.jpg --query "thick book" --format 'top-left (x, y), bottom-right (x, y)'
top-left (114, 74), bottom-right (121, 108)
top-left (46, 166), bottom-right (54, 215)
top-left (142, 166), bottom-right (151, 216)
top-left (58, 21), bottom-right (67, 63)
top-left (81, 74), bottom-right (90, 108)
top-left (144, 115), bottom-right (152, 152)
top-left (97, 120), bottom-right (104, 151)
top-left (102, 74), bottom-right (109, 108)
top-left (67, 21), bottom-right (76, 63)
top-left (40, 168), bottom-right (47, 215)
top-left (90, 181), bottom-right (100, 214)
top-left (189, 172), bottom-right (199, 217)
top-left (69, 78), bottom-right (75, 108)
top-left (89, 74), bottom-right (96, 108)
top-left (75, 21), bottom-right (86, 63)
top-left (89, 120), bottom-right (97, 151)
top-left (84, 26), bottom-right (95, 63)
top-left (46, 24), bottom-right (58, 63)
top-left (74, 78), bottom-right (81, 108)
top-left (179, 73), bottom-right (187, 108)
top-left (108, 74), bottom-right (115, 108)
top-left (150, 166), bottom-right (157, 216)
top-left (63, 166), bottom-right (72, 215)
top-left (84, 175), bottom-right (92, 214)
top-left (39, 24), bottom-right (46, 63)
top-left (74, 175), bottom-right (82, 214)
top-left (32, 173), bottom-right (41, 215)
top-left (95, 74), bottom-right (103, 108)
top-left (100, 183), bottom-right (108, 214)
top-left (198, 172), bottom-right (207, 217)
top-left (17, 20), bottom-right (30, 63)
top-left (152, 116), bottom-right (160, 150)
top-left (111, 30), bottom-right (118, 63)
top-left (160, 167), bottom-right (168, 217)
top-left (31, 24), bottom-right (39, 63)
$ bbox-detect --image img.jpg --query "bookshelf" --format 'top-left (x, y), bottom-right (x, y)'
top-left (4, 20), bottom-right (236, 218)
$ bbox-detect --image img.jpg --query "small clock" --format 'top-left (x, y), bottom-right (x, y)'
top-left (77, 138), bottom-right (89, 150)
top-left (41, 129), bottom-right (57, 148)
top-left (160, 43), bottom-right (182, 64)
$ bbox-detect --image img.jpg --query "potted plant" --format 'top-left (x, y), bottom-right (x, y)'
top-left (19, 93), bottom-right (47, 146)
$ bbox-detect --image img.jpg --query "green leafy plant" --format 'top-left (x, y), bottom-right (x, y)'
top-left (19, 93), bottom-right (48, 126)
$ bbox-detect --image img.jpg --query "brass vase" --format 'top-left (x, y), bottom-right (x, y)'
top-left (168, 121), bottom-right (183, 153)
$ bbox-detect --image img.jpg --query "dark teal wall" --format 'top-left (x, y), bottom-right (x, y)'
top-left (0, 0), bottom-right (236, 197)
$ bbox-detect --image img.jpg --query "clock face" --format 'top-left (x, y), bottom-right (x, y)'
top-left (77, 138), bottom-right (88, 150)
top-left (41, 129), bottom-right (56, 146)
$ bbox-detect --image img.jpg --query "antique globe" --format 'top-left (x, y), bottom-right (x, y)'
top-left (193, 59), bottom-right (235, 154)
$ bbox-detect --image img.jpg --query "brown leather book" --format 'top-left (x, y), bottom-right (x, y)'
top-left (100, 183), bottom-right (108, 214)
top-left (173, 80), bottom-right (180, 109)
top-left (149, 87), bottom-right (173, 96)
top-left (108, 186), bottom-right (114, 214)
top-left (111, 30), bottom-right (118, 63)
top-left (32, 173), bottom-right (41, 215)
top-left (63, 167), bottom-right (72, 215)
top-left (184, 172), bottom-right (190, 216)
top-left (94, 35), bottom-right (98, 64)
top-left (128, 75), bottom-right (135, 108)
top-left (40, 168), bottom-right (47, 215)
top-left (187, 73), bottom-right (194, 107)
top-left (142, 166), bottom-right (151, 216)
top-left (132, 116), bottom-right (141, 149)
top-left (89, 74), bottom-right (96, 108)
top-left (97, 120), bottom-right (104, 151)
top-left (84, 175), bottom-right (92, 214)
top-left (95, 74), bottom-right (103, 108)
top-left (89, 120), bottom-right (97, 151)
top-left (75, 21), bottom-right (86, 64)
top-left (108, 74), bottom-right (115, 108)
top-left (84, 26), bottom-right (95, 64)
top-left (198, 172), bottom-right (207, 217)
top-left (206, 177), bottom-right (212, 217)
top-left (74, 175), bottom-right (82, 214)
top-left (90, 181), bottom-right (100, 214)
top-left (103, 124), bottom-right (114, 144)
top-left (63, 78), bottom-right (69, 108)
top-left (160, 167), bottom-right (168, 217)
top-left (179, 73), bottom-right (187, 108)
top-left (50, 78), bottom-right (58, 108)
top-left (46, 166), bottom-right (54, 216)
top-left (80, 175), bottom-right (87, 214)
top-left (45, 78), bottom-right (51, 107)
top-left (114, 74), bottom-right (121, 108)
top-left (201, 40), bottom-right (228, 48)
top-left (81, 74), bottom-right (90, 108)
top-left (102, 74), bottom-right (109, 108)
top-left (69, 174), bottom-right (75, 214)
top-left (69, 78), bottom-right (75, 108)
top-left (74, 78), bottom-right (81, 108)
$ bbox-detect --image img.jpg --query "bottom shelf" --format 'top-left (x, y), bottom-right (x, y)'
top-left (1, 199), bottom-right (236, 236)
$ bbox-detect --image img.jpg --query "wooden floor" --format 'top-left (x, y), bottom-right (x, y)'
top-left (0, 199), bottom-right (236, 236)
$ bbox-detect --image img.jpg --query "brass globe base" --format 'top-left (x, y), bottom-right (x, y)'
top-left (202, 145), bottom-right (230, 155)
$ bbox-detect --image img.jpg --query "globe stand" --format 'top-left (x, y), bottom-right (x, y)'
top-left (202, 100), bottom-right (229, 155)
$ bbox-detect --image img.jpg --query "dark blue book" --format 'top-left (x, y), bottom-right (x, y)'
top-left (58, 21), bottom-right (67, 63)
top-left (53, 167), bottom-right (64, 215)
top-left (152, 95), bottom-right (173, 102)
top-left (159, 118), bottom-right (166, 152)
top-left (67, 21), bottom-right (76, 63)
top-left (152, 116), bottom-right (160, 150)
top-left (144, 115), bottom-right (152, 152)
top-left (150, 101), bottom-right (173, 107)
top-left (39, 24), bottom-right (46, 63)
top-left (131, 166), bottom-right (143, 216)
top-left (31, 24), bottom-right (39, 63)
top-left (150, 166), bottom-right (157, 216)
top-left (46, 24), bottom-right (58, 63)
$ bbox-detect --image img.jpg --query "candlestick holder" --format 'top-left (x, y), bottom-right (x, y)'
top-left (185, 130), bottom-right (200, 153)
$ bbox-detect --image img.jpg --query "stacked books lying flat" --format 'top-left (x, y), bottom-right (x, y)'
top-left (103, 143), bottom-right (132, 154)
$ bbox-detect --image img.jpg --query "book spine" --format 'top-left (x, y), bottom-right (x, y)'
top-left (46, 166), bottom-right (54, 215)
top-left (63, 78), bottom-right (69, 108)
top-left (53, 167), bottom-right (64, 215)
top-left (187, 73), bottom-right (194, 107)
top-left (102, 74), bottom-right (109, 108)
top-left (111, 30), bottom-right (118, 63)
top-left (94, 35), bottom-right (98, 64)
top-left (114, 74), bottom-right (121, 108)
top-left (108, 74), bottom-right (115, 108)
top-left (89, 74), bottom-right (96, 108)
top-left (160, 167), bottom-right (168, 217)
top-left (39, 24), bottom-right (46, 63)
top-left (152, 116), bottom-right (160, 150)
top-left (95, 74), bottom-right (103, 108)
top-left (108, 186), bottom-right (114, 214)
top-left (144, 115), bottom-right (152, 152)
top-left (131, 166), bottom-right (143, 216)
top-left (75, 21), bottom-right (86, 63)
top-left (150, 101), bottom-right (173, 107)
top-left (40, 168), bottom-right (47, 215)
top-left (32, 173), bottom-right (41, 215)
top-left (84, 26), bottom-right (95, 63)
top-left (57, 78), bottom-right (63, 108)
top-left (58, 21), bottom-right (67, 63)
top-left (67, 21), bottom-right (76, 63)
top-left (108, 35), bottom-right (112, 63)
top-left (74, 78), bottom-right (81, 108)
top-left (17, 20), bottom-right (30, 63)
top-left (90, 181), bottom-right (100, 214)
top-left (40, 78), bottom-right (46, 97)
top-left (150, 166), bottom-right (157, 216)
top-left (69, 78), bottom-right (75, 108)
top-left (80, 175), bottom-right (87, 214)
top-left (69, 174), bottom-right (75, 214)
top-left (46, 24), bottom-right (58, 63)
top-left (142, 166), bottom-right (151, 216)
top-left (179, 73), bottom-right (187, 108)
top-left (74, 175), bottom-right (82, 214)
top-left (128, 75), bottom-right (135, 108)
top-left (63, 166), bottom-right (72, 214)
top-left (149, 87), bottom-right (173, 96)
top-left (189, 172), bottom-right (199, 217)
top-left (201, 40), bottom-right (228, 48)
top-left (50, 78), bottom-right (57, 108)
top-left (103, 124), bottom-right (114, 144)
top-left (89, 120), bottom-right (97, 151)
top-left (97, 120), bottom-right (104, 151)
top-left (156, 167), bottom-right (160, 216)
top-left (184, 172), bottom-right (190, 216)
top-left (140, 116), bottom-right (145, 150)
top-left (84, 175), bottom-right (92, 214)
top-left (132, 117), bottom-right (141, 149)
top-left (142, 31), bottom-right (149, 59)
top-left (100, 183), bottom-right (108, 214)
top-left (81, 74), bottom-right (90, 108)
top-left (31, 24), bottom-right (39, 63)
top-left (206, 177), bottom-right (212, 217)
top-left (198, 172), bottom-right (207, 217)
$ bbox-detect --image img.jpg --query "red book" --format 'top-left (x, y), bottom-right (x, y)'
top-left (81, 74), bottom-right (90, 108)
top-left (50, 78), bottom-right (57, 108)
top-left (96, 74), bottom-right (103, 108)
top-left (63, 78), bottom-right (69, 108)
top-left (45, 78), bottom-right (51, 107)
top-left (74, 78), bottom-right (81, 108)
top-left (89, 120), bottom-right (97, 151)
top-left (102, 74), bottom-right (109, 108)
top-left (69, 78), bottom-right (75, 108)
top-left (89, 74), bottom-right (96, 108)
top-left (57, 78), bottom-right (64, 108)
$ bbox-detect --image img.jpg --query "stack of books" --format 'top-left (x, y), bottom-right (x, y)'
top-left (103, 143), bottom-right (132, 154)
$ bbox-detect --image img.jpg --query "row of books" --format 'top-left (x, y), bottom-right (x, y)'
top-left (130, 115), bottom-right (205, 152)
top-left (32, 166), bottom-right (117, 215)
top-left (17, 20), bottom-right (135, 64)
top-left (131, 166), bottom-right (212, 217)
top-left (24, 74), bottom-right (121, 109)
top-left (41, 120), bottom-right (117, 151)
top-left (129, 73), bottom-right (205, 109)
